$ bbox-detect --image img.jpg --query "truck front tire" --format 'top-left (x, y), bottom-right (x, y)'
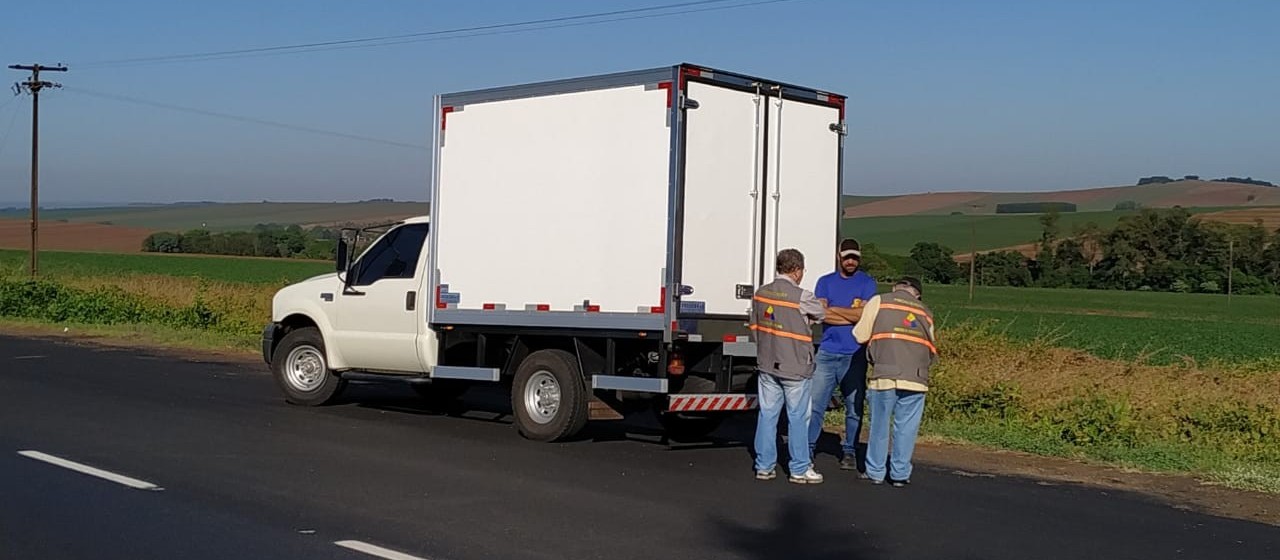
top-left (512, 349), bottom-right (589, 442)
top-left (271, 327), bottom-right (346, 406)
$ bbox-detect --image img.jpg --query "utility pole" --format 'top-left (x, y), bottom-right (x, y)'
top-left (9, 63), bottom-right (67, 278)
top-left (1227, 239), bottom-right (1234, 307)
top-left (967, 203), bottom-right (982, 303)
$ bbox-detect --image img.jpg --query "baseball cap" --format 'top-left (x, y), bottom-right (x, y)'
top-left (896, 276), bottom-right (924, 295)
top-left (839, 238), bottom-right (862, 259)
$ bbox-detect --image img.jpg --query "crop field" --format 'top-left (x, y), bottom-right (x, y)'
top-left (919, 284), bottom-right (1279, 365)
top-left (2, 248), bottom-right (1273, 366)
top-left (0, 249), bottom-right (330, 285)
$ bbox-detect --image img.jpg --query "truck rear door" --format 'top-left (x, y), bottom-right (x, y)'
top-left (677, 70), bottom-right (844, 320)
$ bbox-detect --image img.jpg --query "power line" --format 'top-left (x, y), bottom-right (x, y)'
top-left (78, 0), bottom-right (802, 69)
top-left (0, 95), bottom-right (27, 161)
top-left (62, 86), bottom-right (429, 150)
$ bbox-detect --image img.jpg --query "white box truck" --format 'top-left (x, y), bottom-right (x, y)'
top-left (262, 63), bottom-right (847, 442)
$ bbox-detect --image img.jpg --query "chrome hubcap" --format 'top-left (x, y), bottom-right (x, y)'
top-left (524, 370), bottom-right (561, 424)
top-left (285, 345), bottom-right (326, 392)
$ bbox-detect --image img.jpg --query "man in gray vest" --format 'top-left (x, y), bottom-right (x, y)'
top-left (852, 276), bottom-right (937, 487)
top-left (751, 249), bottom-right (827, 484)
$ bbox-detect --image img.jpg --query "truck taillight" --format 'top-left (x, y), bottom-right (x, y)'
top-left (667, 353), bottom-right (685, 376)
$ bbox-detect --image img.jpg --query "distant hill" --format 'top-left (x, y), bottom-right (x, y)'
top-left (0, 201), bottom-right (430, 232)
top-left (845, 180), bottom-right (1280, 218)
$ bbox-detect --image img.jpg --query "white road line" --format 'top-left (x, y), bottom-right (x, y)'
top-left (13, 355), bottom-right (46, 360)
top-left (335, 540), bottom-right (430, 560)
top-left (17, 450), bottom-right (162, 491)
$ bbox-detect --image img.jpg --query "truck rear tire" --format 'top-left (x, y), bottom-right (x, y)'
top-left (271, 327), bottom-right (346, 406)
top-left (512, 349), bottom-right (589, 442)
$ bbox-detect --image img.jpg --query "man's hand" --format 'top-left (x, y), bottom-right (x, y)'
top-left (820, 298), bottom-right (865, 325)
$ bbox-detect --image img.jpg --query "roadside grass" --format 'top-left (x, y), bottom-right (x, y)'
top-left (826, 319), bottom-right (1280, 493)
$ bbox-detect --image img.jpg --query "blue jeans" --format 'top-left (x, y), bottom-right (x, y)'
top-left (753, 372), bottom-right (813, 475)
top-left (865, 388), bottom-right (927, 482)
top-left (808, 349), bottom-right (868, 457)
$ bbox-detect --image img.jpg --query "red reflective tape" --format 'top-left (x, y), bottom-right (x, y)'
top-left (536, 304), bottom-right (550, 312)
top-left (709, 397), bottom-right (725, 410)
top-left (693, 397), bottom-right (709, 411)
top-left (657, 81), bottom-right (672, 108)
top-left (732, 396), bottom-right (747, 409)
top-left (441, 106), bottom-right (455, 130)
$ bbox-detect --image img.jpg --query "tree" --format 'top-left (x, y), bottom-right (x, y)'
top-left (906, 242), bottom-right (962, 284)
top-left (142, 232), bottom-right (182, 253)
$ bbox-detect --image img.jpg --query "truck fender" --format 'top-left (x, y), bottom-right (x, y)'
top-left (271, 305), bottom-right (351, 371)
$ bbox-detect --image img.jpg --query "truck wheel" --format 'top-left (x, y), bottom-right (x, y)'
top-left (512, 349), bottom-right (588, 442)
top-left (271, 327), bottom-right (346, 406)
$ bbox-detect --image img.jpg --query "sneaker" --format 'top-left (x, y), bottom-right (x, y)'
top-left (866, 476), bottom-right (885, 485)
top-left (789, 467), bottom-right (824, 484)
top-left (755, 468), bottom-right (776, 481)
top-left (839, 455), bottom-right (857, 471)
top-left (890, 479), bottom-right (911, 488)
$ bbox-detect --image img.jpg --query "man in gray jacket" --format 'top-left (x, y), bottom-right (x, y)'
top-left (751, 249), bottom-right (827, 484)
top-left (853, 276), bottom-right (937, 487)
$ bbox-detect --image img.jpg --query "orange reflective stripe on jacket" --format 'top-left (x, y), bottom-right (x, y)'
top-left (870, 332), bottom-right (937, 355)
top-left (749, 324), bottom-right (813, 343)
top-left (878, 303), bottom-right (934, 326)
top-left (752, 295), bottom-right (800, 309)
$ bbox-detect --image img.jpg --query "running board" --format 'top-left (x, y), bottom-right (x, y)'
top-left (431, 366), bottom-right (500, 382)
top-left (592, 375), bottom-right (668, 394)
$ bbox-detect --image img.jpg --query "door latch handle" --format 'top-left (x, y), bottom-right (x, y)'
top-left (406, 291), bottom-right (417, 311)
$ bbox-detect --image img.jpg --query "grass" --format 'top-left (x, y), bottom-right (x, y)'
top-left (917, 284), bottom-right (1280, 365)
top-left (0, 249), bottom-right (331, 284)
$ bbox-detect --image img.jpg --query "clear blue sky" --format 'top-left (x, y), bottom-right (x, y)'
top-left (2, 0), bottom-right (1277, 205)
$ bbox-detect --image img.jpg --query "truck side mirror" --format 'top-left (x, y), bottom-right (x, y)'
top-left (335, 238), bottom-right (350, 272)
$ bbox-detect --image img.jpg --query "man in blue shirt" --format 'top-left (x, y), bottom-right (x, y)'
top-left (809, 238), bottom-right (879, 471)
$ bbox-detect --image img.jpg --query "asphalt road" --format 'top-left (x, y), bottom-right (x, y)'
top-left (1, 334), bottom-right (1276, 560)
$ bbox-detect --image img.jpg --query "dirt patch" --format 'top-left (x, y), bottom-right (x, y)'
top-left (1199, 208), bottom-right (1280, 231)
top-left (953, 243), bottom-right (1039, 262)
top-left (845, 192), bottom-right (987, 218)
top-left (0, 219), bottom-right (153, 253)
top-left (1158, 183), bottom-right (1280, 208)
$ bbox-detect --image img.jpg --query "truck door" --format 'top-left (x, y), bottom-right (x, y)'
top-left (678, 80), bottom-right (843, 316)
top-left (678, 80), bottom-right (766, 317)
top-left (760, 94), bottom-right (843, 294)
top-left (331, 223), bottom-right (430, 372)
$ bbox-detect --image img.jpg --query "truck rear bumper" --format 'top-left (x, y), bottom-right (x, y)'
top-left (668, 393), bottom-right (758, 412)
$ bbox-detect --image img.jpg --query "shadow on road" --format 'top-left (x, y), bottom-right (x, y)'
top-left (709, 496), bottom-right (883, 560)
top-left (342, 381), bottom-right (753, 450)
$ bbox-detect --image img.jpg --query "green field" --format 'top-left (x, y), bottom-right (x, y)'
top-left (3, 248), bottom-right (1274, 366)
top-left (0, 249), bottom-right (331, 284)
top-left (0, 201), bottom-right (429, 231)
top-left (918, 284), bottom-right (1279, 365)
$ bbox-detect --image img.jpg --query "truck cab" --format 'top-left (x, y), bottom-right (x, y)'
top-left (263, 217), bottom-right (445, 403)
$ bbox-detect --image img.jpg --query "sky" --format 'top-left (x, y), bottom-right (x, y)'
top-left (1, 0), bottom-right (1277, 205)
